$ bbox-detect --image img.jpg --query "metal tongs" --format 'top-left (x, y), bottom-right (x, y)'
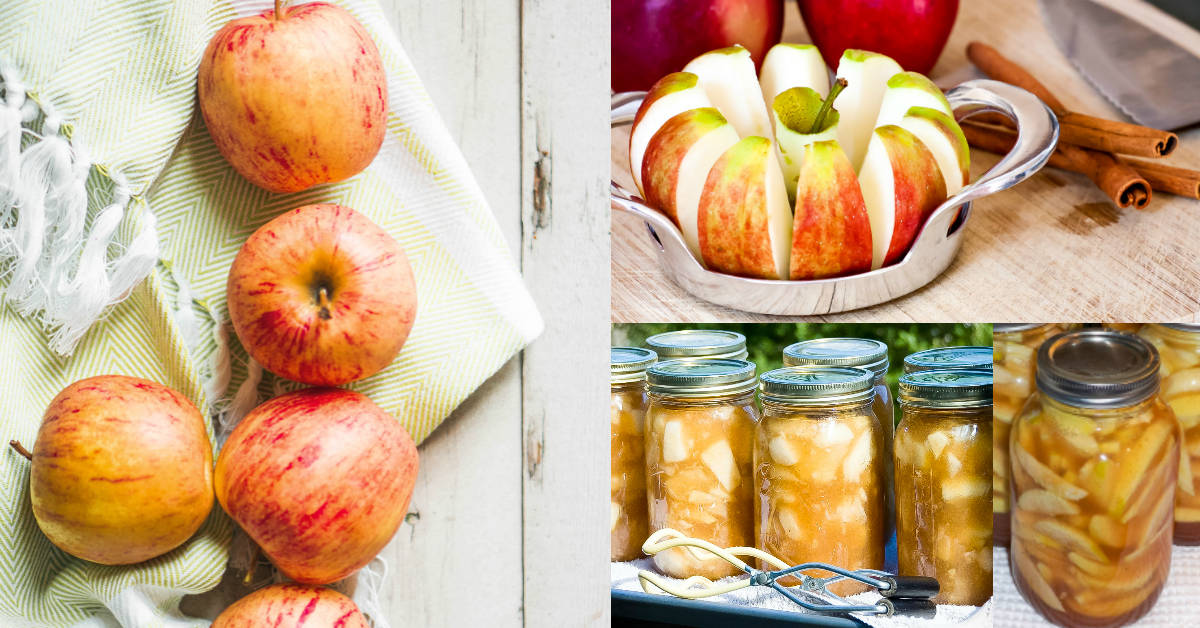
top-left (638, 529), bottom-right (940, 619)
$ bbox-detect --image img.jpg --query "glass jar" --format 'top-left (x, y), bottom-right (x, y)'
top-left (611, 347), bottom-right (657, 562)
top-left (993, 324), bottom-right (1066, 547)
top-left (646, 329), bottom-right (749, 361)
top-left (896, 368), bottom-right (993, 606)
top-left (645, 358), bottom-right (758, 579)
top-left (1010, 330), bottom-right (1178, 627)
top-left (756, 366), bottom-right (885, 596)
top-left (1138, 323), bottom-right (1200, 545)
top-left (902, 346), bottom-right (993, 374)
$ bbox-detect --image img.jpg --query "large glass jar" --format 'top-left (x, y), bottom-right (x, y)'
top-left (896, 368), bottom-right (993, 606)
top-left (756, 366), bottom-right (886, 596)
top-left (1139, 323), bottom-right (1200, 545)
top-left (611, 347), bottom-right (657, 562)
top-left (902, 346), bottom-right (993, 374)
top-left (645, 359), bottom-right (758, 579)
top-left (1010, 330), bottom-right (1178, 627)
top-left (993, 324), bottom-right (1066, 547)
top-left (646, 329), bottom-right (748, 361)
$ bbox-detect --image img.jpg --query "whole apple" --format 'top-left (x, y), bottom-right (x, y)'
top-left (796, 0), bottom-right (959, 74)
top-left (198, 1), bottom-right (387, 193)
top-left (214, 387), bottom-right (419, 584)
top-left (20, 375), bottom-right (213, 565)
top-left (213, 584), bottom-right (369, 627)
top-left (613, 0), bottom-right (784, 92)
top-left (227, 204), bottom-right (416, 386)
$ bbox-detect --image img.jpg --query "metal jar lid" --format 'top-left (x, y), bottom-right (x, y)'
top-left (760, 366), bottom-right (875, 405)
top-left (903, 346), bottom-right (993, 374)
top-left (993, 323), bottom-right (1058, 334)
top-left (645, 329), bottom-right (749, 361)
top-left (781, 338), bottom-right (889, 378)
top-left (1037, 329), bottom-right (1160, 409)
top-left (899, 368), bottom-right (993, 408)
top-left (647, 358), bottom-right (757, 398)
top-left (611, 347), bottom-right (657, 384)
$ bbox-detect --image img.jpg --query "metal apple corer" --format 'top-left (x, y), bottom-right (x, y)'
top-left (638, 528), bottom-right (941, 618)
top-left (611, 79), bottom-right (1058, 315)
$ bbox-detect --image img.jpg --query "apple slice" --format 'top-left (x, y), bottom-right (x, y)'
top-left (641, 108), bottom-right (740, 256)
top-left (874, 71), bottom-right (952, 128)
top-left (629, 72), bottom-right (712, 195)
top-left (898, 106), bottom-right (970, 197)
top-left (772, 86), bottom-right (840, 200)
top-left (857, 125), bottom-right (947, 269)
top-left (759, 43), bottom-right (830, 117)
top-left (790, 139), bottom-right (872, 280)
top-left (683, 45), bottom-right (774, 141)
top-left (697, 136), bottom-right (792, 279)
top-left (834, 50), bottom-right (903, 171)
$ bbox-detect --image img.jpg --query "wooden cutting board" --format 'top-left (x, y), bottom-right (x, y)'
top-left (612, 0), bottom-right (1200, 323)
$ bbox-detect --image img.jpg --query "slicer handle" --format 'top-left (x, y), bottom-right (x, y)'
top-left (880, 597), bottom-right (938, 619)
top-left (879, 575), bottom-right (940, 599)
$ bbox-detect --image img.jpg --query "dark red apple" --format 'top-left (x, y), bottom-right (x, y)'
top-left (613, 0), bottom-right (784, 93)
top-left (796, 0), bottom-right (958, 74)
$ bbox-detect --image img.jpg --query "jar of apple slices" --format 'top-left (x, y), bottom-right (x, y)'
top-left (1010, 330), bottom-right (1178, 627)
top-left (902, 346), bottom-right (993, 374)
top-left (896, 368), bottom-right (993, 606)
top-left (645, 329), bottom-right (749, 361)
top-left (994, 324), bottom-right (1067, 547)
top-left (756, 366), bottom-right (885, 596)
top-left (645, 358), bottom-right (758, 579)
top-left (1138, 323), bottom-right (1200, 545)
top-left (611, 347), bottom-right (657, 562)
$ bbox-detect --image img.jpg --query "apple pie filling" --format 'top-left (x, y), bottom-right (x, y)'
top-left (611, 347), bottom-right (657, 562)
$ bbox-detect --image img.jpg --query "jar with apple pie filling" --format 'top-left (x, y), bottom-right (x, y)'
top-left (1138, 323), bottom-right (1200, 545)
top-left (645, 358), bottom-right (758, 579)
top-left (756, 366), bottom-right (885, 596)
top-left (645, 329), bottom-right (749, 361)
top-left (896, 368), bottom-right (993, 606)
top-left (1010, 330), bottom-right (1178, 627)
top-left (611, 347), bottom-right (657, 562)
top-left (993, 324), bottom-right (1067, 547)
top-left (902, 346), bottom-right (993, 374)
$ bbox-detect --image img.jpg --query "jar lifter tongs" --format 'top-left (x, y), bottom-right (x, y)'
top-left (638, 529), bottom-right (940, 618)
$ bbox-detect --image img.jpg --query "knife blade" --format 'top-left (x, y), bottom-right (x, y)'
top-left (1041, 0), bottom-right (1200, 129)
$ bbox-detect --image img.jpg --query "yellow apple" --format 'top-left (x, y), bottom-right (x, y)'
top-left (213, 584), bottom-right (369, 627)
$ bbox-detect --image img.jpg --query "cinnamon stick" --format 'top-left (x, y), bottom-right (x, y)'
top-left (972, 112), bottom-right (1177, 159)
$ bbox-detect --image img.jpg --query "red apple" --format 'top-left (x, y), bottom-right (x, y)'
top-left (227, 204), bottom-right (416, 386)
top-left (796, 0), bottom-right (959, 75)
top-left (214, 387), bottom-right (419, 585)
top-left (213, 584), bottom-right (369, 627)
top-left (198, 1), bottom-right (387, 193)
top-left (613, 0), bottom-right (784, 92)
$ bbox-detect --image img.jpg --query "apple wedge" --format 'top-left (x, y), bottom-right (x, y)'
top-left (834, 50), bottom-right (903, 171)
top-left (858, 125), bottom-right (947, 269)
top-left (772, 85), bottom-right (840, 200)
top-left (898, 106), bottom-right (970, 196)
top-left (630, 72), bottom-right (713, 195)
top-left (759, 43), bottom-right (830, 117)
top-left (641, 108), bottom-right (740, 256)
top-left (683, 45), bottom-right (774, 141)
top-left (697, 136), bottom-right (793, 279)
top-left (874, 71), bottom-right (952, 128)
top-left (790, 139), bottom-right (873, 279)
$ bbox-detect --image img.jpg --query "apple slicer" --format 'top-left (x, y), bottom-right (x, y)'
top-left (638, 529), bottom-right (941, 618)
top-left (611, 79), bottom-right (1058, 315)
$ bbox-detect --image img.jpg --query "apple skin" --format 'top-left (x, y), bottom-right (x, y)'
top-left (214, 387), bottom-right (419, 585)
top-left (790, 140), bottom-right (873, 279)
top-left (213, 584), bottom-right (369, 627)
top-left (227, 204), bottom-right (416, 386)
top-left (796, 0), bottom-right (959, 74)
top-left (29, 375), bottom-right (213, 565)
top-left (198, 2), bottom-right (387, 193)
top-left (876, 125), bottom-right (946, 266)
top-left (613, 0), bottom-right (784, 92)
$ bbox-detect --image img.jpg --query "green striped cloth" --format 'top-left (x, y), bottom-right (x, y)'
top-left (0, 1), bottom-right (541, 626)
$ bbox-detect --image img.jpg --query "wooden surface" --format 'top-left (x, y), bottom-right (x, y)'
top-left (611, 0), bottom-right (1200, 323)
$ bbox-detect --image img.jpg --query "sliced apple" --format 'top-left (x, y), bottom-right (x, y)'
top-left (834, 50), bottom-right (903, 171)
top-left (874, 71), bottom-right (952, 128)
top-left (857, 125), bottom-right (947, 269)
top-left (898, 106), bottom-right (970, 197)
top-left (772, 86), bottom-right (840, 200)
top-left (629, 72), bottom-right (713, 195)
top-left (697, 136), bottom-right (792, 279)
top-left (683, 45), bottom-right (774, 141)
top-left (790, 139), bottom-right (872, 280)
top-left (641, 108), bottom-right (740, 256)
top-left (759, 43), bottom-right (830, 117)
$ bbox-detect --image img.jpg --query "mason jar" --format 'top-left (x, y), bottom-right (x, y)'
top-left (756, 366), bottom-right (886, 596)
top-left (645, 329), bottom-right (749, 361)
top-left (611, 347), bottom-right (657, 562)
top-left (902, 346), bottom-right (993, 374)
top-left (993, 324), bottom-right (1067, 547)
top-left (1010, 330), bottom-right (1178, 627)
top-left (1139, 323), bottom-right (1200, 545)
top-left (896, 368), bottom-right (993, 605)
top-left (645, 358), bottom-right (758, 579)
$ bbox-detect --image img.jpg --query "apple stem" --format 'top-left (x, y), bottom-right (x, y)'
top-left (9, 440), bottom-right (32, 461)
top-left (810, 78), bottom-right (848, 134)
top-left (274, 0), bottom-right (285, 21)
top-left (317, 287), bottom-right (332, 320)
top-left (243, 543), bottom-right (261, 585)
